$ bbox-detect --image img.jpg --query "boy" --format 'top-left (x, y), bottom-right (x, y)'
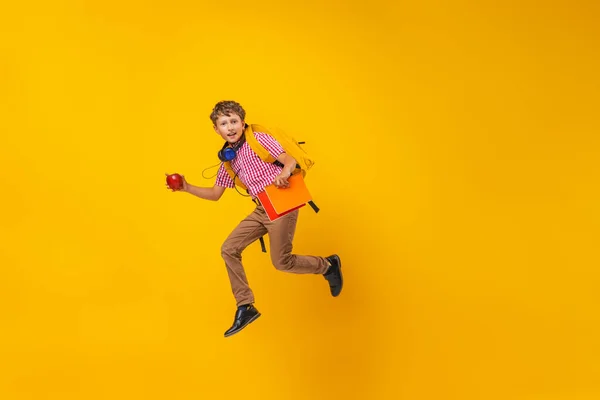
top-left (170, 100), bottom-right (343, 337)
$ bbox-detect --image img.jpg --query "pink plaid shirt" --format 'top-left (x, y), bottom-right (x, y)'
top-left (215, 131), bottom-right (285, 197)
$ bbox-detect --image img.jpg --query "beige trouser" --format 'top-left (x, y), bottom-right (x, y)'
top-left (221, 204), bottom-right (329, 306)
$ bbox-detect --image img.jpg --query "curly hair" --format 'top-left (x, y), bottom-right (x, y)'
top-left (209, 100), bottom-right (246, 125)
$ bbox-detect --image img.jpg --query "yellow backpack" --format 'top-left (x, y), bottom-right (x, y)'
top-left (222, 123), bottom-right (320, 252)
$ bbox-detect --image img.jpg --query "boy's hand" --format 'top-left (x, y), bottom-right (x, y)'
top-left (179, 175), bottom-right (189, 192)
top-left (273, 171), bottom-right (291, 189)
top-left (165, 173), bottom-right (189, 192)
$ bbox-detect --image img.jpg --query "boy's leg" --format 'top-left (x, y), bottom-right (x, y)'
top-left (221, 208), bottom-right (268, 306)
top-left (263, 205), bottom-right (343, 296)
top-left (264, 207), bottom-right (329, 274)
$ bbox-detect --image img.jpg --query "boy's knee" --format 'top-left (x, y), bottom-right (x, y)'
top-left (272, 254), bottom-right (294, 271)
top-left (221, 242), bottom-right (239, 259)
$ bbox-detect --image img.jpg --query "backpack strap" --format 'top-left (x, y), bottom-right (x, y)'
top-left (245, 124), bottom-right (276, 163)
top-left (259, 236), bottom-right (267, 253)
top-left (223, 160), bottom-right (247, 190)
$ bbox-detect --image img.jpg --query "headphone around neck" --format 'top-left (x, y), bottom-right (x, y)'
top-left (217, 133), bottom-right (247, 162)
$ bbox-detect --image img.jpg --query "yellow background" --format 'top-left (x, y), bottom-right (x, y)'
top-left (1, 1), bottom-right (599, 399)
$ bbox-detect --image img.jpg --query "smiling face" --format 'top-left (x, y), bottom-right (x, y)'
top-left (213, 112), bottom-right (245, 144)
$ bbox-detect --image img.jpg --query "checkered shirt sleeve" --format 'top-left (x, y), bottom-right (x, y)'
top-left (255, 132), bottom-right (285, 159)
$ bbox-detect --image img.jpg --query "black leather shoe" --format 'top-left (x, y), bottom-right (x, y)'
top-left (323, 255), bottom-right (343, 297)
top-left (224, 304), bottom-right (261, 337)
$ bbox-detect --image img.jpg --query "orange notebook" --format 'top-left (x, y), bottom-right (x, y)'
top-left (256, 173), bottom-right (313, 221)
top-left (265, 173), bottom-right (313, 214)
top-left (256, 191), bottom-right (305, 221)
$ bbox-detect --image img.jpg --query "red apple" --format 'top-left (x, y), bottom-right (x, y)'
top-left (166, 173), bottom-right (183, 190)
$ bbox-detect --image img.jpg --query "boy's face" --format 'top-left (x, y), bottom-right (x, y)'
top-left (213, 113), bottom-right (245, 145)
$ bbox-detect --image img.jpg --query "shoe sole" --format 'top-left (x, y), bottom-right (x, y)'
top-left (224, 312), bottom-right (262, 338)
top-left (330, 255), bottom-right (343, 297)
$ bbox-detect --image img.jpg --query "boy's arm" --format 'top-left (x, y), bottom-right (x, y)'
top-left (179, 162), bottom-right (232, 200)
top-left (273, 153), bottom-right (297, 188)
top-left (276, 153), bottom-right (297, 176)
top-left (183, 180), bottom-right (226, 201)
